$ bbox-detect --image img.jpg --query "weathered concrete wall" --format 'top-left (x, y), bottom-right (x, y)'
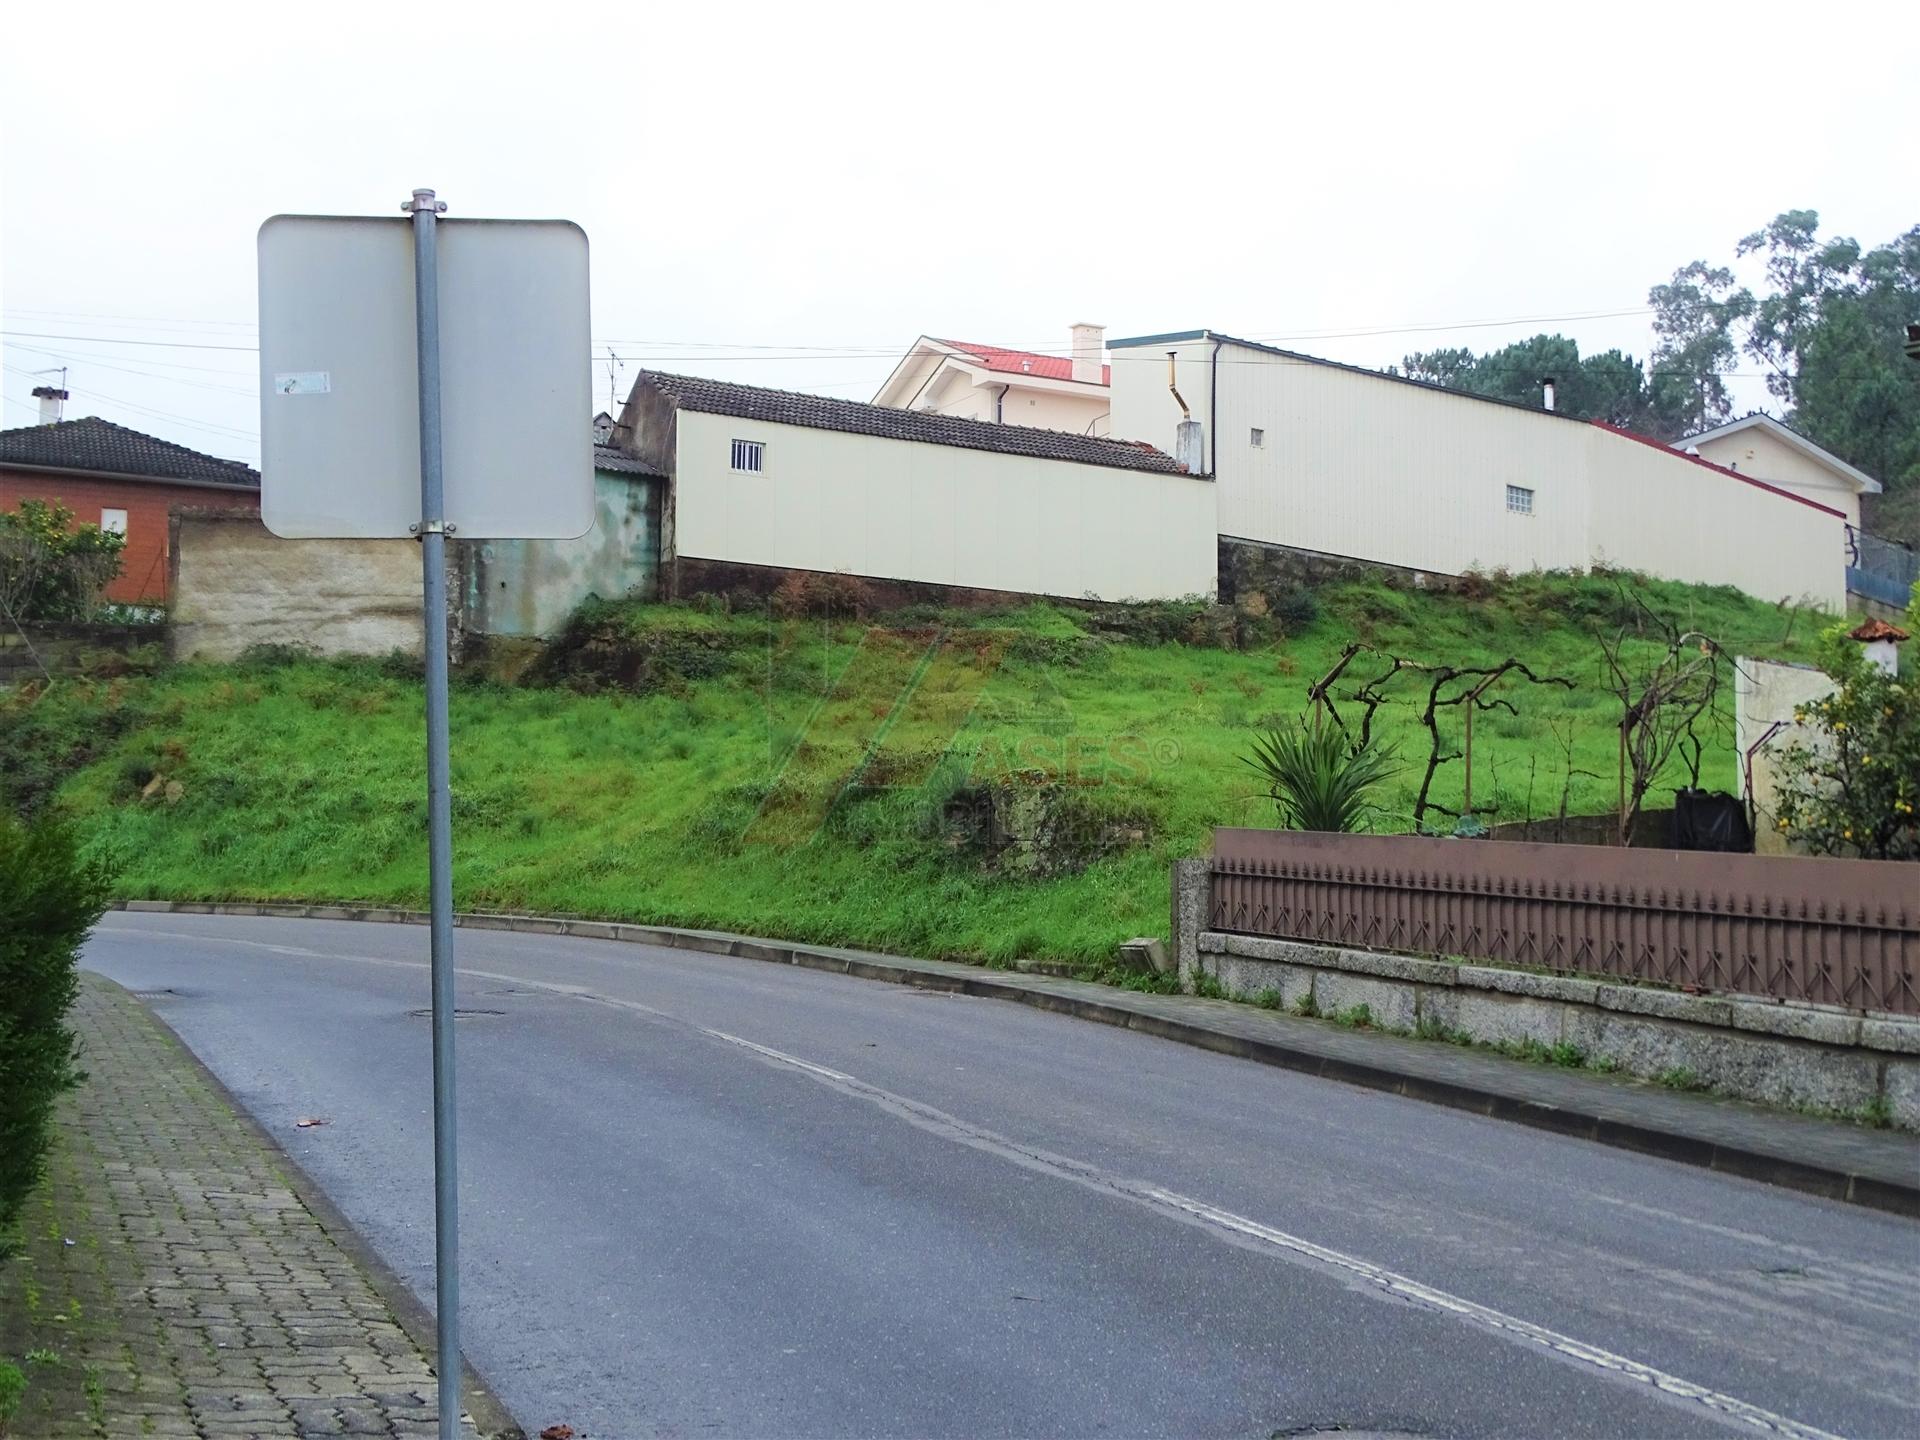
top-left (1192, 930), bottom-right (1920, 1129)
top-left (465, 471), bottom-right (660, 637)
top-left (1735, 656), bottom-right (1835, 855)
top-left (169, 510), bottom-right (428, 661)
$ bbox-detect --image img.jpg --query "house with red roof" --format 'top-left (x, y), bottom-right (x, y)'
top-left (0, 414), bottom-right (260, 605)
top-left (871, 325), bottom-right (1111, 436)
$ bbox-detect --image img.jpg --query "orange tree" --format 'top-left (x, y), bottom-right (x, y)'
top-left (0, 498), bottom-right (126, 621)
top-left (1774, 595), bottom-right (1919, 861)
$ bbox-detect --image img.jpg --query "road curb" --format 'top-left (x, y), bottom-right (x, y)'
top-left (114, 972), bottom-right (529, 1440)
top-left (112, 899), bottom-right (1920, 1219)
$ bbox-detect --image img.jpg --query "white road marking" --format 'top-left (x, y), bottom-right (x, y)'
top-left (700, 1029), bottom-right (854, 1083)
top-left (99, 917), bottom-right (1853, 1438)
top-left (1140, 1189), bottom-right (1845, 1440)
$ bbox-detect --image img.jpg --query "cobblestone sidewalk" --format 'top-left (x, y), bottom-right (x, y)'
top-left (0, 975), bottom-right (505, 1439)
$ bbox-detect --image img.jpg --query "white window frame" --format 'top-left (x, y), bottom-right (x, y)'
top-left (101, 507), bottom-right (129, 535)
top-left (730, 438), bottom-right (765, 474)
top-left (1505, 484), bottom-right (1534, 515)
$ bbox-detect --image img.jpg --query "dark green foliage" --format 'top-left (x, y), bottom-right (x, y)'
top-left (1399, 334), bottom-right (1664, 433)
top-left (527, 599), bottom-right (744, 693)
top-left (1774, 592), bottom-right (1920, 861)
top-left (0, 814), bottom-right (113, 1260)
top-left (1243, 720), bottom-right (1400, 832)
top-left (0, 681), bottom-right (149, 820)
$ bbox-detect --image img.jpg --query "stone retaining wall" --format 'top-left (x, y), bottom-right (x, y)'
top-left (1172, 861), bottom-right (1920, 1129)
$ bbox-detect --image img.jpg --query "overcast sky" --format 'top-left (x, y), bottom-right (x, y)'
top-left (3, 0), bottom-right (1914, 467)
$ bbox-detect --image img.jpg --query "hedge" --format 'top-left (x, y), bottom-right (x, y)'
top-left (0, 813), bottom-right (112, 1260)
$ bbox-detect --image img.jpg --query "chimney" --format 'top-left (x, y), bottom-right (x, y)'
top-left (1849, 618), bottom-right (1909, 677)
top-left (31, 385), bottom-right (68, 425)
top-left (1070, 323), bottom-right (1105, 386)
top-left (1540, 377), bottom-right (1557, 413)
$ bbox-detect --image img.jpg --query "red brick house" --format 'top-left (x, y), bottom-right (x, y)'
top-left (0, 417), bottom-right (259, 604)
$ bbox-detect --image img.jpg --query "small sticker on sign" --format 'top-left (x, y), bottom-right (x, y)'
top-left (275, 371), bottom-right (331, 396)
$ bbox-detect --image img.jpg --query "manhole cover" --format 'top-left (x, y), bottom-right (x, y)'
top-left (407, 1007), bottom-right (506, 1019)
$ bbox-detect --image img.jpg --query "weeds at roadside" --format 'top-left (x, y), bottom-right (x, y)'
top-left (1658, 1066), bottom-right (1709, 1092)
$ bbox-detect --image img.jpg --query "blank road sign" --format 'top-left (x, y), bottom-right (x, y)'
top-left (258, 215), bottom-right (594, 540)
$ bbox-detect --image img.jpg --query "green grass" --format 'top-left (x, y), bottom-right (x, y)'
top-left (2, 569), bottom-right (1823, 968)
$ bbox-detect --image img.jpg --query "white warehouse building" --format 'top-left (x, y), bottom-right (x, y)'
top-left (1106, 330), bottom-right (1848, 611)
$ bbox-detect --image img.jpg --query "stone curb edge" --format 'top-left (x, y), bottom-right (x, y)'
top-left (112, 900), bottom-right (1920, 1221)
top-left (102, 973), bottom-right (529, 1440)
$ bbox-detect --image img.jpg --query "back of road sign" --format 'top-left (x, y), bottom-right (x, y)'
top-left (258, 215), bottom-right (593, 539)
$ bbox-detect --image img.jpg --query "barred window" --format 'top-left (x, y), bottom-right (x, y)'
top-left (731, 439), bottom-right (764, 473)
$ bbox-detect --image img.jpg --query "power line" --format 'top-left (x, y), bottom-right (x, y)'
top-left (5, 300), bottom-right (1684, 364)
top-left (2, 330), bottom-right (259, 353)
top-left (2, 363), bottom-right (259, 446)
top-left (8, 341), bottom-right (257, 396)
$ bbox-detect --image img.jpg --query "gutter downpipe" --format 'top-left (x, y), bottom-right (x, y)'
top-left (1209, 333), bottom-right (1224, 476)
top-left (995, 382), bottom-right (1011, 423)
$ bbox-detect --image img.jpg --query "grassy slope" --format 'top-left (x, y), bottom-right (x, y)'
top-left (7, 572), bottom-right (1823, 966)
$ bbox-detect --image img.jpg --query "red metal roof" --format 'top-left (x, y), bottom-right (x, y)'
top-left (934, 340), bottom-right (1110, 387)
top-left (1589, 421), bottom-right (1846, 519)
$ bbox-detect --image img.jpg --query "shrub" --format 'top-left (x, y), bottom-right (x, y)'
top-left (1774, 594), bottom-right (1920, 861)
top-left (0, 498), bottom-right (126, 621)
top-left (770, 571), bottom-right (874, 620)
top-left (0, 813), bottom-right (113, 1261)
top-left (1242, 719), bottom-right (1400, 832)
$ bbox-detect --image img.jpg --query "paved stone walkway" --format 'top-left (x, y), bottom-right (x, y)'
top-left (0, 976), bottom-right (498, 1439)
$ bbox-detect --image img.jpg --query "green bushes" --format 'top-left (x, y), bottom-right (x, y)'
top-left (0, 814), bottom-right (113, 1260)
top-left (0, 499), bottom-right (126, 622)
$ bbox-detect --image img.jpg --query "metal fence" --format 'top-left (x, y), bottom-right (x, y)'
top-left (1847, 527), bottom-right (1919, 610)
top-left (1209, 828), bottom-right (1920, 1015)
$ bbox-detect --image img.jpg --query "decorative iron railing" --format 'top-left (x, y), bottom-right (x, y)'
top-left (1209, 828), bottom-right (1919, 1015)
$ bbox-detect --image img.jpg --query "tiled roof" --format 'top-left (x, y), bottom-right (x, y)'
top-left (637, 371), bottom-right (1185, 475)
top-left (936, 340), bottom-right (1110, 387)
top-left (0, 417), bottom-right (259, 488)
top-left (1848, 618), bottom-right (1910, 643)
top-left (593, 444), bottom-right (662, 477)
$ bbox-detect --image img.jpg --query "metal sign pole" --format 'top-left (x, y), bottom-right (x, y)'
top-left (404, 185), bottom-right (461, 1440)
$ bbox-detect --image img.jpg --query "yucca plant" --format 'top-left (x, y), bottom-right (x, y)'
top-left (1243, 720), bottom-right (1400, 833)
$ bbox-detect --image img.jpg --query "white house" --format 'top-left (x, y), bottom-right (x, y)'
top-left (613, 370), bottom-right (1214, 603)
top-left (1681, 413), bottom-right (1881, 531)
top-left (871, 326), bottom-right (1111, 436)
top-left (1105, 329), bottom-right (1848, 611)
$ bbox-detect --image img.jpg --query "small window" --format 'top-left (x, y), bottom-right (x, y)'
top-left (101, 508), bottom-right (129, 535)
top-left (730, 439), bottom-right (764, 474)
top-left (1250, 428), bottom-right (1265, 448)
top-left (1506, 485), bottom-right (1534, 515)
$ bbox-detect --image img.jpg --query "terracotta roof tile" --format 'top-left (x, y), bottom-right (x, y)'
top-left (935, 340), bottom-right (1109, 387)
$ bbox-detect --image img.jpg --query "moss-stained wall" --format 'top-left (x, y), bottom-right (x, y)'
top-left (464, 470), bottom-right (659, 638)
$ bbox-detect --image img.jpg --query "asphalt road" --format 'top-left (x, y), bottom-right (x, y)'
top-left (86, 914), bottom-right (1920, 1440)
